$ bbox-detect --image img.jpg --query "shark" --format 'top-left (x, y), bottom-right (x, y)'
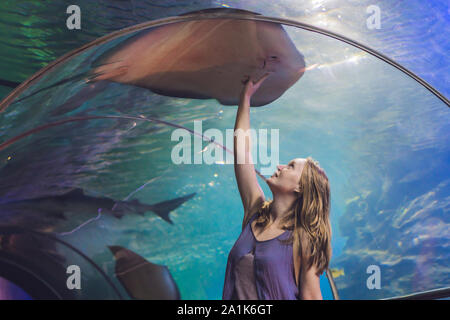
top-left (0, 188), bottom-right (196, 225)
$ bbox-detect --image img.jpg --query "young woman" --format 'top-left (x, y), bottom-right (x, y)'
top-left (222, 73), bottom-right (332, 300)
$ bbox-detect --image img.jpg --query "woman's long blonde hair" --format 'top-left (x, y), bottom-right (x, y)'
top-left (254, 157), bottom-right (332, 275)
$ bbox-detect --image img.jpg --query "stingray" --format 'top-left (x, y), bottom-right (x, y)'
top-left (109, 245), bottom-right (180, 300)
top-left (89, 8), bottom-right (305, 106)
top-left (11, 8), bottom-right (305, 109)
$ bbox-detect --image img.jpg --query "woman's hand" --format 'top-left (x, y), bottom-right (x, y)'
top-left (240, 72), bottom-right (271, 101)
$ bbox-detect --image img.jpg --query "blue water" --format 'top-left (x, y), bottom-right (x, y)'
top-left (0, 2), bottom-right (448, 300)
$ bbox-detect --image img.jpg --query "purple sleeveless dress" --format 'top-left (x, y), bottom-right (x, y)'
top-left (222, 213), bottom-right (299, 300)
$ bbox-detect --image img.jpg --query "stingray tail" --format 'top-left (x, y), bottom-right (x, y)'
top-left (11, 72), bottom-right (89, 104)
top-left (10, 69), bottom-right (111, 105)
top-left (133, 193), bottom-right (196, 224)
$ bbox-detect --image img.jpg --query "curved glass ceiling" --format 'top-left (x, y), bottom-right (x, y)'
top-left (0, 12), bottom-right (448, 300)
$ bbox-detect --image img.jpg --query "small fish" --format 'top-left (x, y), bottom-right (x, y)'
top-left (329, 268), bottom-right (345, 279)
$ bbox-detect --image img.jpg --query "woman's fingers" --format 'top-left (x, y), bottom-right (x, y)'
top-left (253, 72), bottom-right (271, 88)
top-left (242, 73), bottom-right (271, 85)
top-left (241, 75), bottom-right (251, 85)
top-left (240, 73), bottom-right (271, 99)
top-left (253, 72), bottom-right (271, 85)
top-left (258, 72), bottom-right (271, 83)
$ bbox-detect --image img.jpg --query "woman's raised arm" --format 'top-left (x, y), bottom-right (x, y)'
top-left (234, 73), bottom-right (271, 229)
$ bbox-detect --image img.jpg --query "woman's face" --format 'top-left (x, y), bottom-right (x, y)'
top-left (267, 158), bottom-right (306, 194)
